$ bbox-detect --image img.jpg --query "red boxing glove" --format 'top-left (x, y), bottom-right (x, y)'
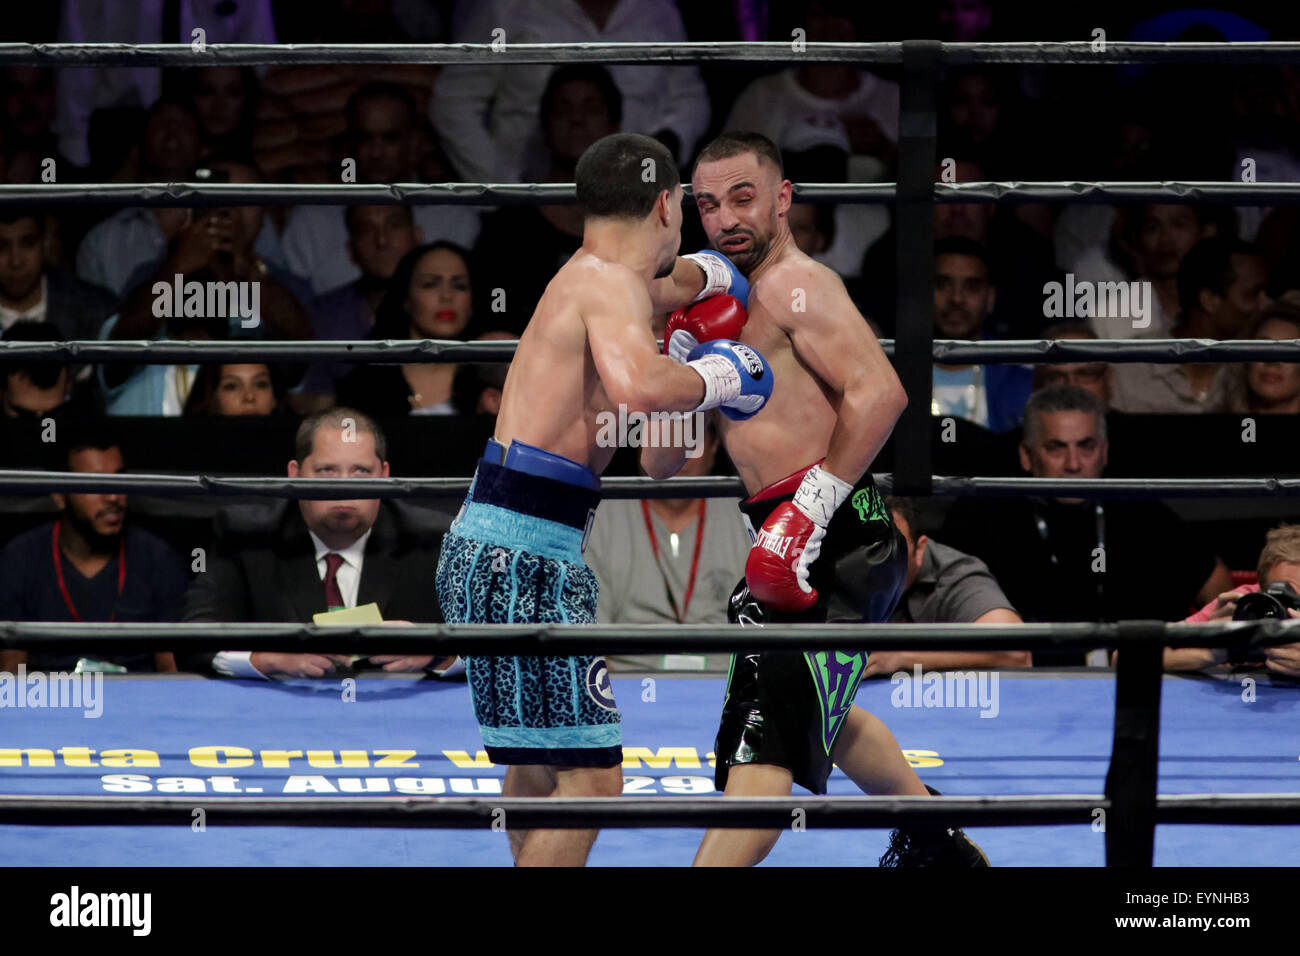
top-left (744, 465), bottom-right (854, 612)
top-left (664, 294), bottom-right (747, 363)
top-left (745, 501), bottom-right (822, 612)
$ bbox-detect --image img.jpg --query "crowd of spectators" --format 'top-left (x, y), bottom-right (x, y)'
top-left (0, 0), bottom-right (1299, 681)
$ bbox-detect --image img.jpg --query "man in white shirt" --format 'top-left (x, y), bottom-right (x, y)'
top-left (178, 407), bottom-right (457, 679)
top-left (430, 0), bottom-right (709, 182)
top-left (282, 83), bottom-right (481, 296)
top-left (724, 1), bottom-right (899, 177)
top-left (54, 0), bottom-right (277, 169)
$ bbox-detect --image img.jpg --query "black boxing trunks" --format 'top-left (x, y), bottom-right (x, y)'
top-left (714, 461), bottom-right (906, 794)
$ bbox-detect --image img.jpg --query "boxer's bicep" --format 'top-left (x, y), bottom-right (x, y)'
top-left (585, 281), bottom-right (666, 409)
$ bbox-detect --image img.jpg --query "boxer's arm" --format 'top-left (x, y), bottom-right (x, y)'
top-left (586, 277), bottom-right (706, 414)
top-left (764, 264), bottom-right (907, 483)
top-left (640, 443), bottom-right (688, 481)
top-left (648, 257), bottom-right (708, 313)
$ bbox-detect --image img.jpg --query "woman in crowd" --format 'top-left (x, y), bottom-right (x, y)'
top-left (1239, 300), bottom-right (1300, 415)
top-left (182, 362), bottom-right (290, 416)
top-left (336, 241), bottom-right (479, 417)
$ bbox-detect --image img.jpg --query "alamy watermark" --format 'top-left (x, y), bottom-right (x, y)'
top-left (595, 407), bottom-right (704, 458)
top-left (0, 665), bottom-right (103, 718)
top-left (152, 273), bottom-right (260, 329)
top-left (890, 664), bottom-right (999, 718)
top-left (1043, 274), bottom-right (1152, 329)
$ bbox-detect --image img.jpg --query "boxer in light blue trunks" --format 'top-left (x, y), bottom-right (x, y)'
top-left (434, 132), bottom-right (773, 866)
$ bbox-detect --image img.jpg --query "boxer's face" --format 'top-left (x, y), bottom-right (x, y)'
top-left (694, 151), bottom-right (790, 277)
top-left (1248, 317), bottom-right (1300, 407)
top-left (1019, 410), bottom-right (1108, 504)
top-left (289, 427), bottom-right (389, 546)
top-left (934, 252), bottom-right (994, 338)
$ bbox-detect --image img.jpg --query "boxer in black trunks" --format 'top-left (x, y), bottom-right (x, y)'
top-left (657, 131), bottom-right (989, 867)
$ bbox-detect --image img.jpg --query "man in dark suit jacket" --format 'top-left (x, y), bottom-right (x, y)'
top-left (179, 407), bottom-right (455, 679)
top-left (0, 208), bottom-right (118, 339)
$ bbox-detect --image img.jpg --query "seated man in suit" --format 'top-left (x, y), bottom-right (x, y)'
top-left (179, 406), bottom-right (456, 679)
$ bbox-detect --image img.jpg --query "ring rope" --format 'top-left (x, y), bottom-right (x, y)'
top-left (4, 181), bottom-right (1300, 207)
top-left (1, 338), bottom-right (1298, 365)
top-left (1, 40), bottom-right (1300, 68)
top-left (0, 473), bottom-right (1296, 501)
top-left (2, 618), bottom-right (1295, 654)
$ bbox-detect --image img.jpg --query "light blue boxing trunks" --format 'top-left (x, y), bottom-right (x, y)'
top-left (434, 438), bottom-right (619, 767)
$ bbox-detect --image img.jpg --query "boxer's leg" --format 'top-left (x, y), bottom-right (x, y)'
top-left (502, 764), bottom-right (556, 863)
top-left (831, 705), bottom-right (929, 796)
top-left (693, 763), bottom-right (794, 867)
top-left (516, 764), bottom-right (623, 867)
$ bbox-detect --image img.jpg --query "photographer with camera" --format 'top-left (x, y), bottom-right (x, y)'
top-left (101, 158), bottom-right (310, 414)
top-left (1167, 524), bottom-right (1300, 677)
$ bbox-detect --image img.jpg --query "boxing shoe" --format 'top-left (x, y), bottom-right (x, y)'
top-left (877, 787), bottom-right (992, 867)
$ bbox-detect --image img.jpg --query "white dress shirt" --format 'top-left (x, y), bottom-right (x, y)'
top-left (212, 528), bottom-right (372, 678)
top-left (281, 204), bottom-right (482, 296)
top-left (55, 0), bottom-right (278, 167)
top-left (432, 0), bottom-right (710, 182)
top-left (0, 276), bottom-right (48, 329)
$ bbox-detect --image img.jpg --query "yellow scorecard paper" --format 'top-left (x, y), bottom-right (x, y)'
top-left (313, 603), bottom-right (384, 663)
top-left (313, 603), bottom-right (384, 626)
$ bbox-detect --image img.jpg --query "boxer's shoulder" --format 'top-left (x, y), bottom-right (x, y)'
top-left (750, 251), bottom-right (843, 316)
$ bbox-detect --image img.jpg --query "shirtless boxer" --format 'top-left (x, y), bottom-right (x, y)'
top-left (656, 131), bottom-right (988, 867)
top-left (434, 132), bottom-right (772, 867)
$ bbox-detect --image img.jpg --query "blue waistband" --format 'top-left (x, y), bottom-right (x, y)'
top-left (466, 458), bottom-right (601, 531)
top-left (483, 438), bottom-right (600, 491)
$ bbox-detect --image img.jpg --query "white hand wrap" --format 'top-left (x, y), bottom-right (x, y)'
top-left (686, 353), bottom-right (740, 411)
top-left (792, 465), bottom-right (854, 528)
top-left (684, 252), bottom-right (732, 303)
top-left (666, 329), bottom-right (699, 364)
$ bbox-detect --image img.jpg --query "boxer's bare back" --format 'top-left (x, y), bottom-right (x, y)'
top-left (494, 248), bottom-right (703, 474)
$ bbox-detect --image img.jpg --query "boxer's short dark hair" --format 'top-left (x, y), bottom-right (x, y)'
top-left (295, 407), bottom-right (387, 464)
top-left (696, 131), bottom-right (784, 177)
top-left (576, 133), bottom-right (680, 220)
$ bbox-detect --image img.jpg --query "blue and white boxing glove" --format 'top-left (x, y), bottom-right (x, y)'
top-left (683, 250), bottom-right (751, 306)
top-left (686, 339), bottom-right (773, 421)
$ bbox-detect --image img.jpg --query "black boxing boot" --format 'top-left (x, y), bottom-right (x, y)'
top-left (878, 786), bottom-right (991, 867)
